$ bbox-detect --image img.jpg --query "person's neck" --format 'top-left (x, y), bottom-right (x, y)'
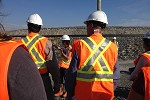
top-left (94, 29), bottom-right (100, 34)
top-left (29, 32), bottom-right (38, 34)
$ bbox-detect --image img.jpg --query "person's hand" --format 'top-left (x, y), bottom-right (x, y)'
top-left (54, 87), bottom-right (63, 97)
top-left (53, 45), bottom-right (62, 50)
top-left (57, 46), bottom-right (61, 50)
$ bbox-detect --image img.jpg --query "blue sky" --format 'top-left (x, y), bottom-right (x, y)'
top-left (1, 0), bottom-right (150, 30)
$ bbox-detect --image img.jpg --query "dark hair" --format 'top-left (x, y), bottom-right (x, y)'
top-left (27, 23), bottom-right (41, 33)
top-left (143, 38), bottom-right (150, 49)
top-left (86, 21), bottom-right (106, 29)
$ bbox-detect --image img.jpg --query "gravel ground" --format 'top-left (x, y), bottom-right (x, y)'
top-left (54, 60), bottom-right (134, 100)
top-left (114, 60), bottom-right (134, 100)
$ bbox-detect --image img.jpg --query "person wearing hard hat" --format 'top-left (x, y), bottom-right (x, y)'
top-left (112, 37), bottom-right (119, 48)
top-left (65, 10), bottom-right (119, 100)
top-left (54, 35), bottom-right (72, 98)
top-left (0, 28), bottom-right (47, 99)
top-left (128, 31), bottom-right (150, 100)
top-left (21, 13), bottom-right (62, 100)
top-left (111, 36), bottom-right (120, 90)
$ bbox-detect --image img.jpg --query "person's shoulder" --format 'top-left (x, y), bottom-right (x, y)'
top-left (13, 46), bottom-right (30, 58)
top-left (107, 40), bottom-right (118, 53)
top-left (110, 41), bottom-right (118, 48)
top-left (72, 39), bottom-right (81, 46)
top-left (73, 39), bottom-right (81, 43)
top-left (138, 54), bottom-right (150, 63)
top-left (46, 38), bottom-right (52, 45)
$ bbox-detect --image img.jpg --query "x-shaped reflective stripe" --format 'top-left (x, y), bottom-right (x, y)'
top-left (22, 34), bottom-right (46, 67)
top-left (77, 37), bottom-right (113, 81)
top-left (80, 37), bottom-right (111, 72)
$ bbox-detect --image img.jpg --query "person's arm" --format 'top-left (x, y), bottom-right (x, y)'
top-left (113, 59), bottom-right (120, 79)
top-left (45, 39), bottom-right (62, 95)
top-left (65, 49), bottom-right (78, 99)
top-left (130, 56), bottom-right (147, 81)
top-left (127, 70), bottom-right (144, 100)
top-left (45, 39), bottom-right (53, 61)
top-left (127, 88), bottom-right (144, 100)
top-left (46, 45), bottom-right (62, 94)
top-left (113, 59), bottom-right (120, 90)
top-left (8, 46), bottom-right (47, 100)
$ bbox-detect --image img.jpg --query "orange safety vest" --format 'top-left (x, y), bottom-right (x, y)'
top-left (58, 45), bottom-right (72, 69)
top-left (134, 51), bottom-right (150, 66)
top-left (0, 40), bottom-right (24, 100)
top-left (141, 67), bottom-right (150, 100)
top-left (135, 51), bottom-right (150, 100)
top-left (74, 33), bottom-right (118, 100)
top-left (22, 33), bottom-right (48, 74)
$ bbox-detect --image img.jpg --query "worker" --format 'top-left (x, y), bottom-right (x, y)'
top-left (111, 37), bottom-right (119, 48)
top-left (65, 10), bottom-right (118, 100)
top-left (21, 13), bottom-right (62, 100)
top-left (111, 37), bottom-right (120, 90)
top-left (54, 35), bottom-right (72, 98)
top-left (128, 31), bottom-right (150, 100)
top-left (0, 31), bottom-right (47, 100)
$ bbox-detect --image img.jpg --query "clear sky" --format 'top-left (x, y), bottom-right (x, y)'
top-left (1, 0), bottom-right (150, 30)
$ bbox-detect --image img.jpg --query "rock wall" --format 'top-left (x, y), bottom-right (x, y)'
top-left (6, 26), bottom-right (150, 36)
top-left (5, 26), bottom-right (150, 60)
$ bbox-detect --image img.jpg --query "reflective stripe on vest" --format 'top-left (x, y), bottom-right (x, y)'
top-left (143, 51), bottom-right (150, 56)
top-left (22, 34), bottom-right (46, 69)
top-left (59, 58), bottom-right (71, 64)
top-left (77, 37), bottom-right (113, 82)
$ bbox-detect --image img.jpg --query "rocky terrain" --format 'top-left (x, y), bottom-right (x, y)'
top-left (6, 26), bottom-right (150, 36)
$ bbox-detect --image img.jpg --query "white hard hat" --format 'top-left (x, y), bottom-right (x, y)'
top-left (61, 35), bottom-right (70, 40)
top-left (84, 11), bottom-right (108, 24)
top-left (143, 31), bottom-right (150, 39)
top-left (113, 37), bottom-right (116, 40)
top-left (27, 14), bottom-right (43, 25)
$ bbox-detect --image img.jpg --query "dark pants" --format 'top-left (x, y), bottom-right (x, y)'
top-left (114, 79), bottom-right (120, 90)
top-left (60, 67), bottom-right (67, 84)
top-left (41, 73), bottom-right (54, 100)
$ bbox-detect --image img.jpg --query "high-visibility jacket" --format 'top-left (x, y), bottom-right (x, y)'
top-left (22, 33), bottom-right (48, 74)
top-left (0, 40), bottom-right (23, 100)
top-left (135, 51), bottom-right (150, 100)
top-left (134, 51), bottom-right (150, 66)
top-left (141, 67), bottom-right (150, 100)
top-left (74, 33), bottom-right (118, 100)
top-left (58, 45), bottom-right (72, 69)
